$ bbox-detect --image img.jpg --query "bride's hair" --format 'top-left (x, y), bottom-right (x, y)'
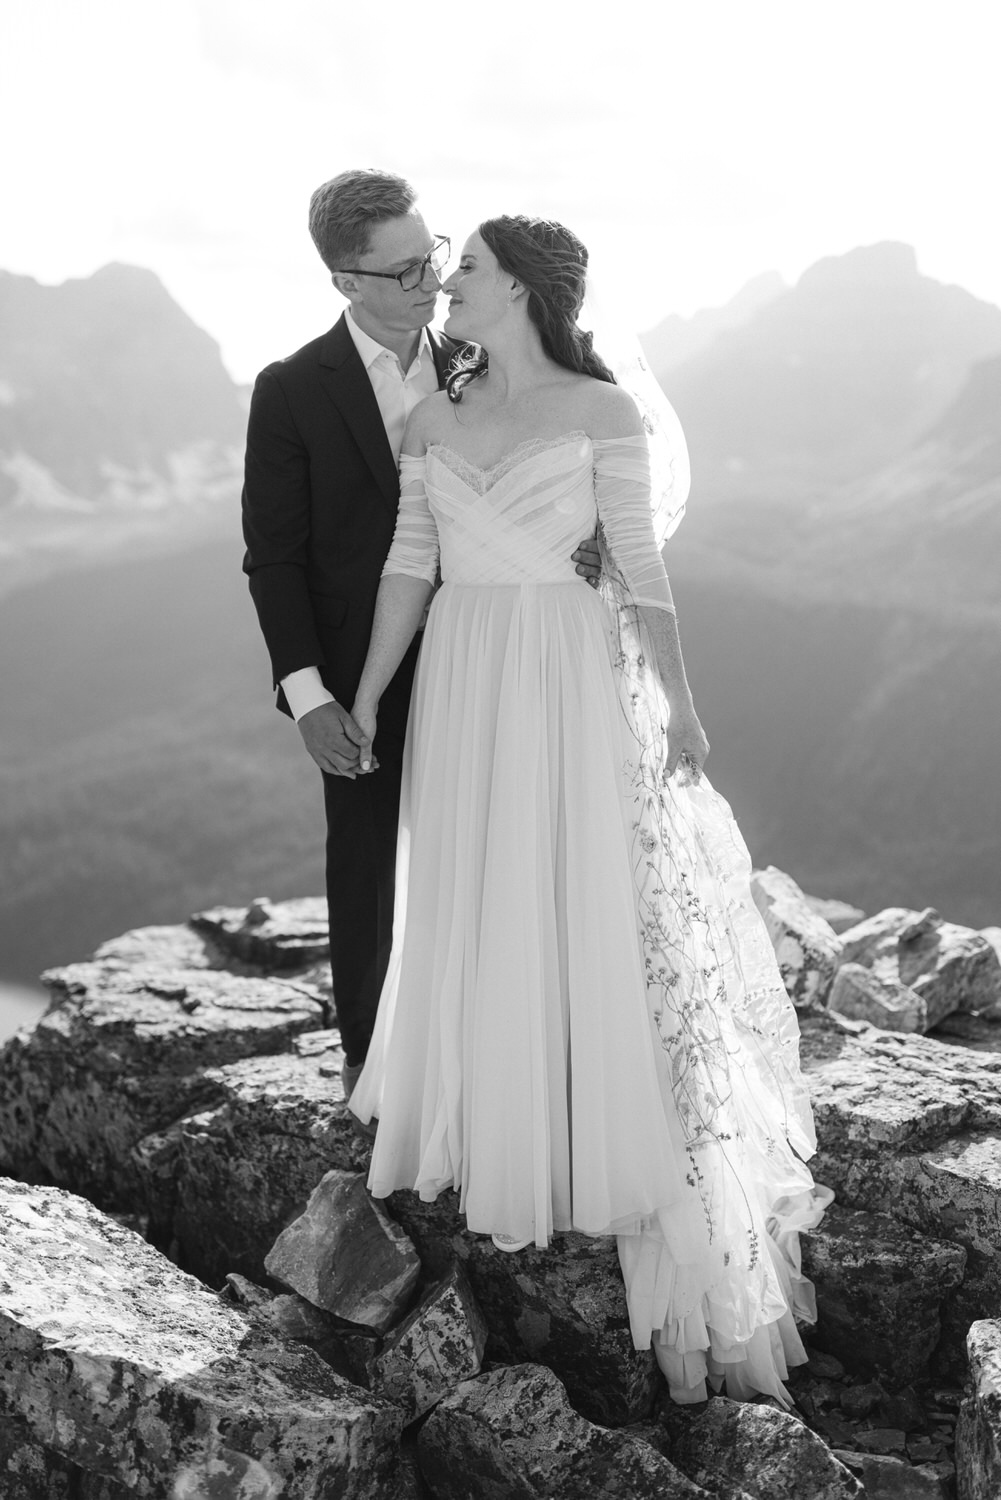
top-left (447, 215), bottom-right (616, 401)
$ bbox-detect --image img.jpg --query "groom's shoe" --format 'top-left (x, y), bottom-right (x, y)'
top-left (341, 1060), bottom-right (364, 1101)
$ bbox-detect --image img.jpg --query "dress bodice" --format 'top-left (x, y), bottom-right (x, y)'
top-left (384, 431), bottom-right (676, 610)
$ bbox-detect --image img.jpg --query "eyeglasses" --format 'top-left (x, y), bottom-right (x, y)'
top-left (338, 235), bottom-right (450, 292)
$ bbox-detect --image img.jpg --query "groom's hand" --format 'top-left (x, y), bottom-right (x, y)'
top-left (297, 701), bottom-right (368, 778)
top-left (572, 534), bottom-right (601, 589)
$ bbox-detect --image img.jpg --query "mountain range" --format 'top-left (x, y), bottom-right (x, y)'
top-left (0, 247), bottom-right (998, 988)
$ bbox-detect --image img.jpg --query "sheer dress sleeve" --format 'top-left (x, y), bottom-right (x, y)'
top-left (592, 435), bottom-right (676, 613)
top-left (381, 454), bottom-right (440, 585)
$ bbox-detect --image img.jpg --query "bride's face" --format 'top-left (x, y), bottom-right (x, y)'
top-left (442, 232), bottom-right (513, 342)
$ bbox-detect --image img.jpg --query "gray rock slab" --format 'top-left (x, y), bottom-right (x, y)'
top-left (956, 1320), bottom-right (1001, 1500)
top-left (838, 906), bottom-right (1001, 1028)
top-left (222, 1274), bottom-right (382, 1390)
top-left (804, 896), bottom-right (868, 934)
top-left (751, 865), bottom-right (842, 1007)
top-left (829, 962), bottom-right (928, 1033)
top-left (0, 955), bottom-right (325, 1208)
top-left (390, 1187), bottom-right (659, 1427)
top-left (417, 1362), bottom-right (711, 1499)
top-left (800, 1203), bottom-right (965, 1388)
top-left (801, 1011), bottom-right (1001, 1380)
top-left (133, 1044), bottom-right (371, 1286)
top-left (374, 1263), bottom-right (488, 1421)
top-left (0, 1412), bottom-right (133, 1498)
top-left (663, 1394), bottom-right (862, 1499)
top-left (0, 1178), bottom-right (403, 1499)
top-left (192, 896), bottom-right (331, 970)
top-left (266, 1169), bottom-right (420, 1334)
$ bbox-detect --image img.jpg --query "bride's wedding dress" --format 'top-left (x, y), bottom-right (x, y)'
top-left (350, 431), bottom-right (829, 1404)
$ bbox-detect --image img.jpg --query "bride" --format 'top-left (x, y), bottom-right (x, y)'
top-left (348, 213), bottom-right (828, 1405)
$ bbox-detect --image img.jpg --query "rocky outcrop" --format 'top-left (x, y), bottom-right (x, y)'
top-left (751, 865), bottom-right (842, 1007)
top-left (0, 912), bottom-right (327, 1209)
top-left (0, 1177), bottom-right (403, 1498)
top-left (956, 1320), bottom-right (1001, 1499)
top-left (2, 885), bottom-right (1000, 1496)
top-left (838, 906), bottom-right (1001, 1030)
top-left (417, 1363), bottom-right (713, 1499)
top-left (800, 1009), bottom-right (1001, 1381)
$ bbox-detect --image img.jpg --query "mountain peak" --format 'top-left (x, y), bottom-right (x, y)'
top-left (797, 241), bottom-right (919, 291)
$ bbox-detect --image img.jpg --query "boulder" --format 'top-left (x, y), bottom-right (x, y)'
top-left (0, 945), bottom-right (325, 1208)
top-left (661, 1394), bottom-right (862, 1499)
top-left (390, 1188), bottom-right (659, 1427)
top-left (374, 1263), bottom-right (488, 1421)
top-left (750, 865), bottom-right (842, 1007)
top-left (801, 1010), bottom-right (1001, 1380)
top-left (265, 1169), bottom-right (421, 1334)
top-left (800, 1203), bottom-right (966, 1387)
top-left (0, 1177), bottom-right (403, 1498)
top-left (222, 1274), bottom-right (382, 1390)
top-left (134, 1038), bottom-right (371, 1285)
top-left (835, 1451), bottom-right (950, 1497)
top-left (804, 896), bottom-right (867, 935)
top-left (838, 907), bottom-right (1001, 1028)
top-left (956, 1320), bottom-right (1001, 1500)
top-left (191, 896), bottom-right (332, 971)
top-left (828, 963), bottom-right (927, 1033)
top-left (417, 1362), bottom-right (710, 1498)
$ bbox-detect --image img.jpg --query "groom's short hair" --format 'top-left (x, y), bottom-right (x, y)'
top-left (309, 169), bottom-right (417, 273)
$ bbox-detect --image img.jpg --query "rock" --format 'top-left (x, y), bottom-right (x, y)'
top-left (191, 896), bottom-right (331, 970)
top-left (0, 1412), bottom-right (133, 1497)
top-left (839, 906), bottom-right (1001, 1028)
top-left (804, 895), bottom-right (868, 934)
top-left (840, 1380), bottom-right (884, 1418)
top-left (805, 1347), bottom-right (847, 1380)
top-left (373, 1264), bottom-right (488, 1421)
top-left (265, 1169), bottom-right (421, 1334)
top-left (800, 1203), bottom-right (966, 1387)
top-left (931, 1010), bottom-right (1001, 1053)
top-left (956, 1319), bottom-right (1001, 1500)
top-left (662, 1393), bottom-right (862, 1498)
top-left (390, 1187), bottom-right (659, 1427)
top-left (881, 1385), bottom-right (928, 1432)
top-left (828, 962), bottom-right (928, 1033)
top-left (854, 1428), bottom-right (908, 1455)
top-left (134, 1043), bottom-right (371, 1286)
top-left (417, 1362), bottom-right (710, 1498)
top-left (222, 1274), bottom-right (382, 1389)
top-left (851, 1453), bottom-right (950, 1497)
top-left (0, 948), bottom-right (325, 1208)
top-left (979, 925), bottom-right (1001, 965)
top-left (801, 1011), bottom-right (1001, 1379)
top-left (0, 1177), bottom-right (403, 1498)
top-left (751, 865), bottom-right (842, 1007)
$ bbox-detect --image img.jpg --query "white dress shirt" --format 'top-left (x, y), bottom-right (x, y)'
top-left (282, 310), bottom-right (440, 722)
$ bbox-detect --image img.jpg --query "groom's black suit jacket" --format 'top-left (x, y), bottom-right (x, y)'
top-left (242, 311), bottom-right (458, 725)
top-left (241, 310), bottom-right (459, 1066)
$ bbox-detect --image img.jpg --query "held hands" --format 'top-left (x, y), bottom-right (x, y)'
top-left (297, 700), bottom-right (376, 778)
top-left (351, 698), bottom-right (379, 774)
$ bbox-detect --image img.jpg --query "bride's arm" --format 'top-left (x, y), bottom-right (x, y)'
top-left (589, 386), bottom-right (709, 777)
top-left (352, 409), bottom-right (438, 770)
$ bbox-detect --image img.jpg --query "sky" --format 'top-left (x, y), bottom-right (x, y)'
top-left (2, 0), bottom-right (1000, 383)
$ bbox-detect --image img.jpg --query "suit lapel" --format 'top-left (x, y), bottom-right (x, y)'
top-left (317, 315), bottom-right (399, 509)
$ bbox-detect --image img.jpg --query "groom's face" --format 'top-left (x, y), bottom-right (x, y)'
top-left (338, 211), bottom-right (442, 341)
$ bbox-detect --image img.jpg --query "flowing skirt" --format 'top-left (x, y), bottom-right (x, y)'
top-left (351, 578), bottom-right (829, 1404)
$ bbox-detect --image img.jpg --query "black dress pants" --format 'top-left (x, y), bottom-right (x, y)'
top-left (322, 636), bottom-right (420, 1066)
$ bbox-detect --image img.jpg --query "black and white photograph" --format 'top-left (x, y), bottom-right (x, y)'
top-left (1, 1), bottom-right (1000, 1495)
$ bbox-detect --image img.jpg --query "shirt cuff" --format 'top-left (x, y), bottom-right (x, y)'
top-left (281, 666), bottom-right (336, 722)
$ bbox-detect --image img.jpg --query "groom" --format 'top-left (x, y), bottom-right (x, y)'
top-left (242, 168), bottom-right (598, 1095)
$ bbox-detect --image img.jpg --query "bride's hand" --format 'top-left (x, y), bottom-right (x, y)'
top-left (666, 702), bottom-right (710, 781)
top-left (351, 698), bottom-right (379, 773)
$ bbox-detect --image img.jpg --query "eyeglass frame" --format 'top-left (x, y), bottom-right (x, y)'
top-left (336, 235), bottom-right (450, 291)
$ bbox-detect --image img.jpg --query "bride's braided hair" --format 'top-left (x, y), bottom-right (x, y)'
top-left (447, 215), bottom-right (616, 402)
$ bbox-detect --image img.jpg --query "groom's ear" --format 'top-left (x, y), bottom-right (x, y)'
top-left (331, 271), bottom-right (358, 300)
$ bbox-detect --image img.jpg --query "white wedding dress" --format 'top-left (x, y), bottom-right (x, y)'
top-left (351, 431), bottom-right (829, 1404)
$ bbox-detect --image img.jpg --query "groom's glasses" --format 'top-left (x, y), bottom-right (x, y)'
top-left (339, 236), bottom-right (450, 292)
